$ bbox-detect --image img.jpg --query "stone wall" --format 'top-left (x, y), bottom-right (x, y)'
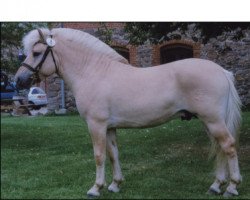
top-left (46, 74), bottom-right (77, 112)
top-left (200, 29), bottom-right (250, 108)
top-left (46, 75), bottom-right (62, 111)
top-left (137, 45), bottom-right (152, 67)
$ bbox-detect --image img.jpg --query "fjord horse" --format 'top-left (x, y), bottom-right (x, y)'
top-left (14, 28), bottom-right (242, 197)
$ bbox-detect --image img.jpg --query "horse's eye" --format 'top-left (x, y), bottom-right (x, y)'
top-left (33, 52), bottom-right (41, 57)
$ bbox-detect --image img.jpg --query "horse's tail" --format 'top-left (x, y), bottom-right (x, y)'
top-left (210, 70), bottom-right (242, 158)
top-left (223, 70), bottom-right (242, 142)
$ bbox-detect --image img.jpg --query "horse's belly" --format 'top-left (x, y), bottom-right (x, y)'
top-left (108, 109), bottom-right (176, 128)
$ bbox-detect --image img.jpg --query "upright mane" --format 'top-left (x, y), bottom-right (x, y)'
top-left (22, 28), bottom-right (129, 64)
top-left (23, 28), bottom-right (51, 54)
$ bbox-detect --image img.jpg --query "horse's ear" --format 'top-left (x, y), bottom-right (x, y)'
top-left (46, 37), bottom-right (56, 47)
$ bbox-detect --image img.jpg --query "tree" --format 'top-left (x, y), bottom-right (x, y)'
top-left (1, 22), bottom-right (50, 73)
top-left (124, 22), bottom-right (250, 45)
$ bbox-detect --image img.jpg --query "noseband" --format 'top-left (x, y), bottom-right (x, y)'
top-left (21, 29), bottom-right (59, 83)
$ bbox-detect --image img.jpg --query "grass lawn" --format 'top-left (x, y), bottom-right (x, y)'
top-left (1, 112), bottom-right (250, 199)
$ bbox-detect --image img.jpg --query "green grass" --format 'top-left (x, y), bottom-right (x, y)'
top-left (1, 112), bottom-right (250, 199)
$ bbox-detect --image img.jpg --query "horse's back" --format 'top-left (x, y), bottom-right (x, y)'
top-left (162, 58), bottom-right (224, 75)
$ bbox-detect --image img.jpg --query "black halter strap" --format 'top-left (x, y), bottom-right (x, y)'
top-left (21, 62), bottom-right (37, 73)
top-left (21, 29), bottom-right (59, 82)
top-left (37, 28), bottom-right (46, 43)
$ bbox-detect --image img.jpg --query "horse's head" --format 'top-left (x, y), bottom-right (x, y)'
top-left (15, 28), bottom-right (59, 89)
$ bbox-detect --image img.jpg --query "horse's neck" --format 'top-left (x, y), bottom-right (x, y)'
top-left (56, 44), bottom-right (122, 96)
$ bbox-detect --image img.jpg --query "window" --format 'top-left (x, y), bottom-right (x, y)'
top-left (160, 44), bottom-right (193, 64)
top-left (31, 89), bottom-right (39, 94)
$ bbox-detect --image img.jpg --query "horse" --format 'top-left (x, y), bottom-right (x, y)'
top-left (14, 28), bottom-right (242, 198)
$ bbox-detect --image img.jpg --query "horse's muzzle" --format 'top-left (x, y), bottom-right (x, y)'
top-left (15, 73), bottom-right (34, 90)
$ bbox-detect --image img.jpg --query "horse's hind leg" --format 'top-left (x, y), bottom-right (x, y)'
top-left (106, 128), bottom-right (124, 193)
top-left (208, 150), bottom-right (228, 195)
top-left (206, 121), bottom-right (242, 196)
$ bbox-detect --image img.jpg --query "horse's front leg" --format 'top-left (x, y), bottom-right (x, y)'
top-left (107, 128), bottom-right (124, 193)
top-left (87, 119), bottom-right (107, 197)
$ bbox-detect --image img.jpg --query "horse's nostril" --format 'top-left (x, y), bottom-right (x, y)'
top-left (16, 76), bottom-right (27, 89)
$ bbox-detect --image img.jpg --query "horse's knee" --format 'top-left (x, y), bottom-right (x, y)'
top-left (94, 153), bottom-right (105, 166)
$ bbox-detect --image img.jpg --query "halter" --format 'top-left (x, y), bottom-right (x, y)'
top-left (21, 29), bottom-right (59, 83)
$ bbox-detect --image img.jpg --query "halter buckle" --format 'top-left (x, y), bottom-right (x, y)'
top-left (46, 37), bottom-right (56, 47)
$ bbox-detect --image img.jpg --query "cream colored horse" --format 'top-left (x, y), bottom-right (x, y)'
top-left (14, 28), bottom-right (242, 198)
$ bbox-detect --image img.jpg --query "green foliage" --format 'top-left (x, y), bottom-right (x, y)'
top-left (124, 22), bottom-right (187, 44)
top-left (1, 58), bottom-right (20, 75)
top-left (97, 22), bottom-right (113, 45)
top-left (1, 22), bottom-right (49, 73)
top-left (1, 112), bottom-right (250, 199)
top-left (124, 22), bottom-right (250, 45)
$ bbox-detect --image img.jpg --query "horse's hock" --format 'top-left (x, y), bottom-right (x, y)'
top-left (44, 23), bottom-right (250, 112)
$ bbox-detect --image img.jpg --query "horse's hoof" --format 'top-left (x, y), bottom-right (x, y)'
top-left (207, 188), bottom-right (221, 195)
top-left (223, 190), bottom-right (238, 198)
top-left (87, 184), bottom-right (102, 198)
top-left (108, 183), bottom-right (120, 193)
